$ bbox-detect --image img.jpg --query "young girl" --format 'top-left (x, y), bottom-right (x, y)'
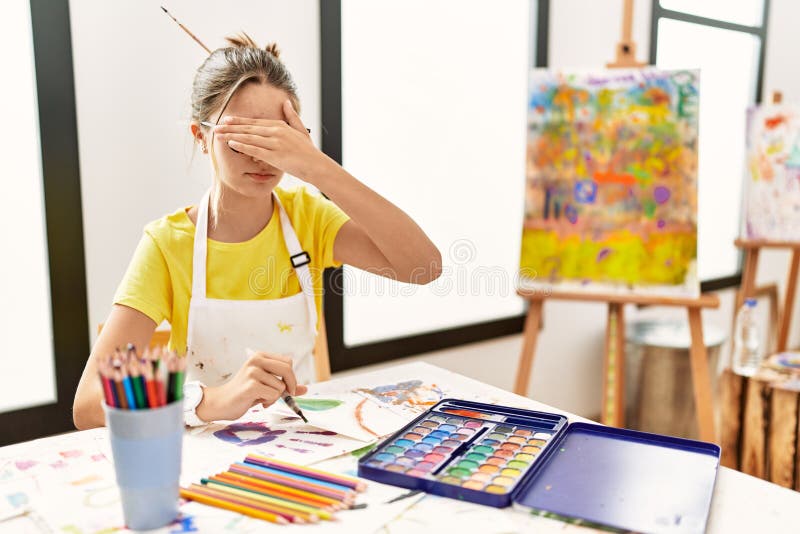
top-left (73, 34), bottom-right (441, 429)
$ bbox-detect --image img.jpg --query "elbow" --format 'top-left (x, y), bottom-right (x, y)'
top-left (426, 250), bottom-right (443, 283)
top-left (407, 248), bottom-right (443, 285)
top-left (72, 396), bottom-right (102, 431)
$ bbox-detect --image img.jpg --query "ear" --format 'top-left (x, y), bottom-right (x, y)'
top-left (190, 122), bottom-right (204, 144)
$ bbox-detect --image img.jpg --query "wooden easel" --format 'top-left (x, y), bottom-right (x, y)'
top-left (514, 0), bottom-right (720, 443)
top-left (735, 240), bottom-right (800, 352)
top-left (734, 91), bottom-right (800, 352)
top-left (513, 290), bottom-right (720, 442)
top-left (606, 0), bottom-right (647, 69)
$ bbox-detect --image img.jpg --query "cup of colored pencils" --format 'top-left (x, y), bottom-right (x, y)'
top-left (180, 454), bottom-right (368, 525)
top-left (101, 344), bottom-right (186, 530)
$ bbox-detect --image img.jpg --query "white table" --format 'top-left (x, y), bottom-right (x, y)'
top-left (1, 362), bottom-right (798, 533)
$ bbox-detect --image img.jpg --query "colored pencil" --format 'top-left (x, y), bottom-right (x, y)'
top-left (187, 484), bottom-right (312, 523)
top-left (142, 360), bottom-right (158, 408)
top-left (214, 472), bottom-right (343, 509)
top-left (103, 358), bottom-right (121, 408)
top-left (229, 464), bottom-right (354, 502)
top-left (99, 369), bottom-right (114, 407)
top-left (157, 350), bottom-right (169, 406)
top-left (240, 461), bottom-right (355, 494)
top-left (112, 366), bottom-right (128, 410)
top-left (179, 487), bottom-right (288, 524)
top-left (245, 454), bottom-right (367, 492)
top-left (121, 373), bottom-right (137, 409)
top-left (208, 476), bottom-right (337, 517)
top-left (200, 479), bottom-right (332, 520)
top-left (128, 358), bottom-right (146, 409)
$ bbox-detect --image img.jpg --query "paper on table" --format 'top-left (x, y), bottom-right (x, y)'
top-left (181, 406), bottom-right (371, 482)
top-left (279, 391), bottom-right (409, 442)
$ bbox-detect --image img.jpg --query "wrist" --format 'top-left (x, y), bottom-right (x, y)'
top-left (194, 384), bottom-right (217, 422)
top-left (301, 153), bottom-right (341, 188)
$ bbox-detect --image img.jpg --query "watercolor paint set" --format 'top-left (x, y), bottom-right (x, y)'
top-left (359, 399), bottom-right (721, 533)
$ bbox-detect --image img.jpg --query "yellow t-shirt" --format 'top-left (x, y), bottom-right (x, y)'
top-left (114, 187), bottom-right (350, 353)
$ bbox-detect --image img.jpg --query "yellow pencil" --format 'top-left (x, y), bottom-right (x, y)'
top-left (202, 479), bottom-right (334, 520)
top-left (180, 487), bottom-right (288, 524)
top-left (215, 472), bottom-right (343, 509)
top-left (189, 484), bottom-right (315, 523)
top-left (246, 454), bottom-right (367, 491)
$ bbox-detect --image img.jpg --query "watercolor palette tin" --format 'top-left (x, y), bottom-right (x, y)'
top-left (358, 399), bottom-right (721, 533)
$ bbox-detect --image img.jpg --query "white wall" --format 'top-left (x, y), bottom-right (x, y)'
top-left (71, 1), bottom-right (800, 420)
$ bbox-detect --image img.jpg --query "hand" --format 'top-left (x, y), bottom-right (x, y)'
top-left (195, 351), bottom-right (309, 422)
top-left (213, 100), bottom-right (335, 183)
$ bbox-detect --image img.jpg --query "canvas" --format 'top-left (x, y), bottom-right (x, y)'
top-left (520, 68), bottom-right (700, 296)
top-left (743, 104), bottom-right (800, 241)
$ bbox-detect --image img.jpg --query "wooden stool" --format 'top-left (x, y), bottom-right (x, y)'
top-left (720, 361), bottom-right (800, 489)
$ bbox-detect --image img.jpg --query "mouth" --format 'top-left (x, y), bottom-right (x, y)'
top-left (246, 172), bottom-right (278, 182)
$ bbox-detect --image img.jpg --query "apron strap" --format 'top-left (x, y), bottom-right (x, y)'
top-left (191, 189), bottom-right (318, 334)
top-left (191, 190), bottom-right (211, 300)
top-left (273, 193), bottom-right (319, 335)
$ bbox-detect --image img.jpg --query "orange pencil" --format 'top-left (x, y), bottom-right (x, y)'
top-left (213, 473), bottom-right (339, 510)
top-left (246, 454), bottom-right (367, 492)
top-left (188, 484), bottom-right (313, 523)
top-left (197, 482), bottom-right (326, 522)
top-left (180, 487), bottom-right (288, 524)
top-left (229, 464), bottom-right (354, 502)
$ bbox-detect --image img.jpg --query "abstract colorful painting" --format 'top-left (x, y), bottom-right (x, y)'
top-left (521, 68), bottom-right (700, 295)
top-left (743, 104), bottom-right (800, 241)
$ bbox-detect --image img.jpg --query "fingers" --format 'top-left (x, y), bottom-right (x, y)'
top-left (295, 384), bottom-right (309, 396)
top-left (245, 366), bottom-right (286, 402)
top-left (218, 116), bottom-right (287, 127)
top-left (224, 140), bottom-right (274, 164)
top-left (247, 352), bottom-right (298, 395)
top-left (282, 99), bottom-right (308, 135)
top-left (219, 133), bottom-right (280, 150)
top-left (213, 124), bottom-right (283, 136)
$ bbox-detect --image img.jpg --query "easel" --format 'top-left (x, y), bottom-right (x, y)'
top-left (513, 290), bottom-right (720, 442)
top-left (606, 0), bottom-right (646, 69)
top-left (734, 91), bottom-right (800, 353)
top-left (513, 0), bottom-right (721, 443)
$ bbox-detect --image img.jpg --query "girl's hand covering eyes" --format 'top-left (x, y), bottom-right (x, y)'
top-left (211, 100), bottom-right (334, 184)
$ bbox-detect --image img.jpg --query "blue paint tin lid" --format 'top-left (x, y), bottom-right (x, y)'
top-left (513, 422), bottom-right (720, 533)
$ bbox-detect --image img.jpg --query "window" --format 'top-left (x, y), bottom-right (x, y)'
top-left (0, 0), bottom-right (90, 445)
top-left (650, 1), bottom-right (770, 286)
top-left (322, 0), bottom-right (549, 370)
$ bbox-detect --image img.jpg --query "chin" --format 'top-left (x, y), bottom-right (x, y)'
top-left (220, 176), bottom-right (280, 199)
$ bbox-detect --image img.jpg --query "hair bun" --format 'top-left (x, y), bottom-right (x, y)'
top-left (224, 32), bottom-right (281, 58)
top-left (264, 42), bottom-right (281, 58)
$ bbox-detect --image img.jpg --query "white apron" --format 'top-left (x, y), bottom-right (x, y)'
top-left (185, 190), bottom-right (318, 388)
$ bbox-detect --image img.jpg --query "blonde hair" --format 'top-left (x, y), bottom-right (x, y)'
top-left (191, 32), bottom-right (300, 223)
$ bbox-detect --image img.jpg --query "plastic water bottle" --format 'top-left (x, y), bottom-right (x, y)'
top-left (732, 299), bottom-right (763, 377)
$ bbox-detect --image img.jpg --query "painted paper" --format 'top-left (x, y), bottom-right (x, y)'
top-left (743, 104), bottom-right (800, 241)
top-left (355, 379), bottom-right (446, 418)
top-left (286, 392), bottom-right (409, 442)
top-left (521, 68), bottom-right (700, 296)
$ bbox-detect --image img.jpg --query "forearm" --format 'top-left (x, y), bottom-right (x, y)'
top-left (73, 383), bottom-right (107, 430)
top-left (313, 160), bottom-right (442, 282)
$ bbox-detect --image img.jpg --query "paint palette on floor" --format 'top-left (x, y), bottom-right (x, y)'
top-left (358, 399), bottom-right (722, 534)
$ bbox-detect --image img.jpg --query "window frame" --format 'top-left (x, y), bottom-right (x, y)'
top-left (320, 0), bottom-right (550, 372)
top-left (0, 0), bottom-right (90, 446)
top-left (649, 0), bottom-right (772, 292)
